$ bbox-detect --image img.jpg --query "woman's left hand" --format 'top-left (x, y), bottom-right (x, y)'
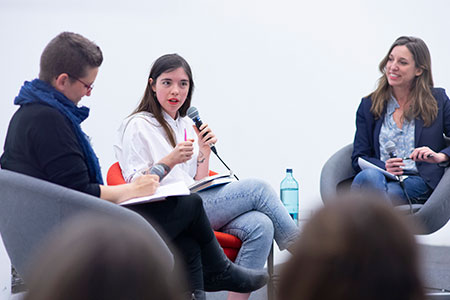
top-left (193, 123), bottom-right (218, 152)
top-left (410, 146), bottom-right (449, 163)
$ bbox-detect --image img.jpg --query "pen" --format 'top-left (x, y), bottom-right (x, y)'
top-left (402, 154), bottom-right (433, 160)
top-left (133, 168), bottom-right (148, 176)
top-left (184, 128), bottom-right (187, 141)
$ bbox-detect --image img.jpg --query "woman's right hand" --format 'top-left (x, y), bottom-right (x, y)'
top-left (103, 174), bottom-right (160, 205)
top-left (166, 140), bottom-right (194, 166)
top-left (385, 158), bottom-right (405, 176)
top-left (131, 174), bottom-right (160, 198)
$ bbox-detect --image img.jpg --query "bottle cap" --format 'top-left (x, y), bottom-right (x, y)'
top-left (286, 168), bottom-right (292, 173)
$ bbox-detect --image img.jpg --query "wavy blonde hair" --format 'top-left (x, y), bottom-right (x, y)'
top-left (369, 36), bottom-right (437, 126)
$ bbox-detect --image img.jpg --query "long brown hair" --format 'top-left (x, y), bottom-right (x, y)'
top-left (133, 54), bottom-right (194, 147)
top-left (369, 36), bottom-right (437, 126)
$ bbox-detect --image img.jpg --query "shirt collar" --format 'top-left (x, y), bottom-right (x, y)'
top-left (386, 95), bottom-right (400, 116)
top-left (162, 110), bottom-right (181, 127)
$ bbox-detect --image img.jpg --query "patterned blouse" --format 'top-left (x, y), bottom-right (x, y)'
top-left (379, 96), bottom-right (418, 174)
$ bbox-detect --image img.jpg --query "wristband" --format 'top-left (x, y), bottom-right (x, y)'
top-left (155, 163), bottom-right (171, 180)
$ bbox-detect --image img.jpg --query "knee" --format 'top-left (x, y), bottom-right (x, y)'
top-left (352, 169), bottom-right (386, 191)
top-left (243, 212), bottom-right (274, 243)
top-left (243, 178), bottom-right (271, 190)
top-left (178, 193), bottom-right (205, 216)
top-left (187, 193), bottom-right (204, 208)
top-left (353, 169), bottom-right (385, 184)
top-left (241, 178), bottom-right (277, 198)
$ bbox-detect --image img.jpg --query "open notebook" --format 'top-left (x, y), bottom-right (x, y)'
top-left (188, 173), bottom-right (235, 193)
top-left (120, 173), bottom-right (235, 206)
top-left (120, 181), bottom-right (190, 206)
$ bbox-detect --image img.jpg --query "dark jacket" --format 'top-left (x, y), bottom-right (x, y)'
top-left (1, 103), bottom-right (100, 196)
top-left (351, 87), bottom-right (450, 189)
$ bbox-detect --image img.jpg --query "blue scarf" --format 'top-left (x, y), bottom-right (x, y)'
top-left (14, 79), bottom-right (104, 184)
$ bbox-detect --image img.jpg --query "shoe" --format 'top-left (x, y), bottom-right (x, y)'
top-left (204, 260), bottom-right (268, 292)
top-left (193, 289), bottom-right (206, 300)
top-left (201, 236), bottom-right (269, 292)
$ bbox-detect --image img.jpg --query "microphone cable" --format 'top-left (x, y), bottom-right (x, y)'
top-left (187, 106), bottom-right (239, 181)
top-left (212, 150), bottom-right (239, 181)
top-left (385, 141), bottom-right (414, 214)
top-left (398, 175), bottom-right (414, 214)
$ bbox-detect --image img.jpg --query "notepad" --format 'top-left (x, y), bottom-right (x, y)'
top-left (189, 173), bottom-right (235, 193)
top-left (358, 157), bottom-right (399, 181)
top-left (120, 181), bottom-right (190, 206)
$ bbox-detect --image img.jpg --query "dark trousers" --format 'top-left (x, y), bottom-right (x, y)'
top-left (126, 193), bottom-right (214, 291)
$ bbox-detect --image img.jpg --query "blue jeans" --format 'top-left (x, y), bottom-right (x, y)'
top-left (351, 169), bottom-right (432, 205)
top-left (198, 178), bottom-right (298, 269)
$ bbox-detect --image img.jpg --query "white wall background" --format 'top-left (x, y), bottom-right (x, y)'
top-left (1, 0), bottom-right (450, 298)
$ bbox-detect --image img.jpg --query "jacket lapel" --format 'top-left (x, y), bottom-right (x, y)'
top-left (415, 118), bottom-right (424, 147)
top-left (374, 118), bottom-right (383, 158)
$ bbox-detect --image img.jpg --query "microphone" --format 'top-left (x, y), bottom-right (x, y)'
top-left (385, 141), bottom-right (397, 158)
top-left (186, 106), bottom-right (239, 180)
top-left (148, 164), bottom-right (167, 181)
top-left (187, 106), bottom-right (217, 155)
top-left (384, 141), bottom-right (413, 213)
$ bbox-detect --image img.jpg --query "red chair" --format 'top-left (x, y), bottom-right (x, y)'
top-left (106, 162), bottom-right (242, 262)
top-left (108, 162), bottom-right (275, 299)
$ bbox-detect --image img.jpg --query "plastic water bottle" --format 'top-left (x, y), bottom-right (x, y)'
top-left (280, 168), bottom-right (299, 224)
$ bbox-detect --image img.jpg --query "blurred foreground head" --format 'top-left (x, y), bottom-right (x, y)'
top-left (24, 214), bottom-right (185, 300)
top-left (279, 192), bottom-right (424, 300)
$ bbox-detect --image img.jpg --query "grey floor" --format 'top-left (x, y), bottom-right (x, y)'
top-left (421, 245), bottom-right (450, 293)
top-left (9, 244), bottom-right (450, 300)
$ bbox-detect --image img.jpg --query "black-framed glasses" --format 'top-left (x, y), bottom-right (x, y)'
top-left (67, 73), bottom-right (94, 92)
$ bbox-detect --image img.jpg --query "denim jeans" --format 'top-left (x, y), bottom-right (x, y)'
top-left (198, 178), bottom-right (298, 269)
top-left (351, 168), bottom-right (432, 205)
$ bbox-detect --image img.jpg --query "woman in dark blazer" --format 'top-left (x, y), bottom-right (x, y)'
top-left (351, 36), bottom-right (450, 205)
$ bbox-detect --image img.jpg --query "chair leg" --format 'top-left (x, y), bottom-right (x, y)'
top-left (11, 265), bottom-right (26, 294)
top-left (267, 243), bottom-right (274, 300)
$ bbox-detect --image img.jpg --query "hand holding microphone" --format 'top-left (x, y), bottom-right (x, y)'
top-left (186, 106), bottom-right (239, 180)
top-left (187, 107), bottom-right (218, 155)
top-left (384, 141), bottom-right (405, 176)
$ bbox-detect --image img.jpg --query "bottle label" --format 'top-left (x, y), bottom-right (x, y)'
top-left (281, 188), bottom-right (298, 223)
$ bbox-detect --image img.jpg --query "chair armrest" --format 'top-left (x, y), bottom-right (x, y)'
top-left (412, 167), bottom-right (450, 234)
top-left (320, 143), bottom-right (356, 203)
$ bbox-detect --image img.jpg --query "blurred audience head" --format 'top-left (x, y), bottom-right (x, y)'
top-left (279, 192), bottom-right (424, 300)
top-left (24, 214), bottom-right (186, 300)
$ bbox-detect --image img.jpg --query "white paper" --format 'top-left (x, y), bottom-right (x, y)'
top-left (120, 181), bottom-right (190, 206)
top-left (357, 157), bottom-right (399, 181)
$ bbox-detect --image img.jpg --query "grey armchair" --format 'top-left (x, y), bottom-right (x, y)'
top-left (320, 143), bottom-right (450, 234)
top-left (0, 169), bottom-right (173, 283)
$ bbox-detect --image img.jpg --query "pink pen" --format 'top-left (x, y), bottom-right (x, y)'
top-left (184, 128), bottom-right (187, 141)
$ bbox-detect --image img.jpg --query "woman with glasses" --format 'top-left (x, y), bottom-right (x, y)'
top-left (0, 32), bottom-right (268, 300)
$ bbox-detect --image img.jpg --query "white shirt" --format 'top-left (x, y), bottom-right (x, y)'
top-left (114, 111), bottom-right (199, 186)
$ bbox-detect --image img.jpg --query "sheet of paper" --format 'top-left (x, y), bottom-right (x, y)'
top-left (120, 181), bottom-right (190, 206)
top-left (358, 157), bottom-right (398, 181)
